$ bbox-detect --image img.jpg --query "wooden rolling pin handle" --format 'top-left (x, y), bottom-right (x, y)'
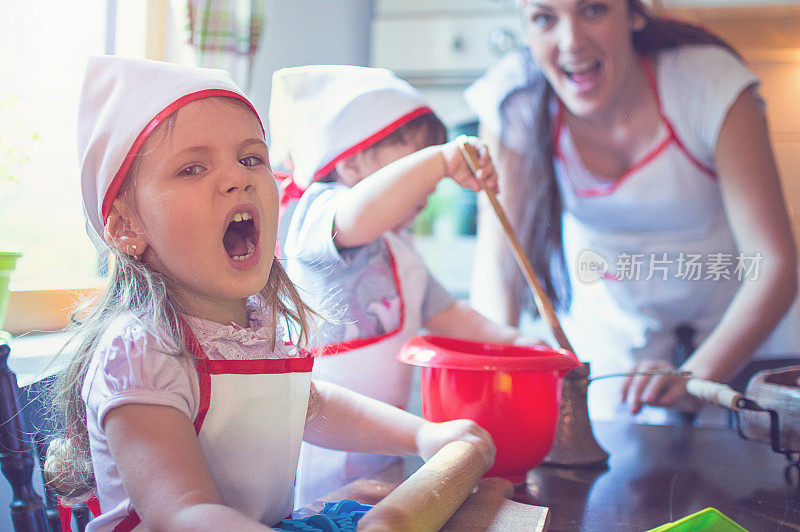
top-left (357, 440), bottom-right (488, 532)
top-left (686, 378), bottom-right (743, 410)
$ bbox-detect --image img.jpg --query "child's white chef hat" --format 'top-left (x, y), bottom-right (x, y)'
top-left (269, 65), bottom-right (432, 189)
top-left (78, 55), bottom-right (261, 252)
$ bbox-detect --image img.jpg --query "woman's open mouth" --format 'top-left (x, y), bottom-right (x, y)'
top-left (561, 60), bottom-right (602, 92)
top-left (223, 209), bottom-right (261, 269)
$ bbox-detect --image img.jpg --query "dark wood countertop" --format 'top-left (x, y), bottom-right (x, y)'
top-left (296, 421), bottom-right (800, 531)
top-left (521, 421), bottom-right (800, 531)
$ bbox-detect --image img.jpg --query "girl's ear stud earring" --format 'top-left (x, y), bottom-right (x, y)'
top-left (131, 244), bottom-right (140, 260)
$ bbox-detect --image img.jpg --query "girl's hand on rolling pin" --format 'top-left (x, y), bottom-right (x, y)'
top-left (415, 419), bottom-right (496, 472)
top-left (620, 360), bottom-right (702, 414)
top-left (441, 137), bottom-right (498, 193)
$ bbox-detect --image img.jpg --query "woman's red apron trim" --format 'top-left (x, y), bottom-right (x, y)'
top-left (553, 56), bottom-right (716, 198)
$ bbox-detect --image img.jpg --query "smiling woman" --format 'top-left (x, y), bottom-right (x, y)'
top-left (466, 0), bottom-right (799, 426)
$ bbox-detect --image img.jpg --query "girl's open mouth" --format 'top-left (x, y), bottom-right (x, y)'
top-left (223, 209), bottom-right (261, 269)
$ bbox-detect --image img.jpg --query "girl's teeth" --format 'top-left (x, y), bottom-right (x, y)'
top-left (231, 240), bottom-right (256, 261)
top-left (230, 211), bottom-right (253, 223)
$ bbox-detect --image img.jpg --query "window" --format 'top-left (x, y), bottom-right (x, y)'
top-left (1, 1), bottom-right (110, 289)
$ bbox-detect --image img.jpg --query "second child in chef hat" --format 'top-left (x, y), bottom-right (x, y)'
top-left (269, 65), bottom-right (444, 192)
top-left (46, 56), bottom-right (496, 530)
top-left (269, 64), bottom-right (450, 250)
top-left (269, 65), bottom-right (543, 507)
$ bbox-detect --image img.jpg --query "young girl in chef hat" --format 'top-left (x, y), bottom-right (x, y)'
top-left (270, 65), bottom-right (543, 506)
top-left (44, 56), bottom-right (495, 531)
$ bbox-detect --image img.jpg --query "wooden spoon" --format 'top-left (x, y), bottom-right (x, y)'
top-left (456, 136), bottom-right (575, 354)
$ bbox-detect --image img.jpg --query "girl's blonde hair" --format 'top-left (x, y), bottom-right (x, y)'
top-left (45, 97), bottom-right (319, 503)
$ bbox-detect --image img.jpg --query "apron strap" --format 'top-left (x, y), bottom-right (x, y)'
top-left (112, 511), bottom-right (141, 532)
top-left (109, 319), bottom-right (211, 531)
top-left (641, 55), bottom-right (716, 178)
top-left (57, 493), bottom-right (102, 531)
top-left (177, 317), bottom-right (212, 434)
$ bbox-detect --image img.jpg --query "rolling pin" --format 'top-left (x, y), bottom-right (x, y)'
top-left (357, 440), bottom-right (488, 532)
top-left (456, 136), bottom-right (575, 354)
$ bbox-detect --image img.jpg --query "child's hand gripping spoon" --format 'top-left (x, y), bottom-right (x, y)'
top-left (456, 136), bottom-right (575, 354)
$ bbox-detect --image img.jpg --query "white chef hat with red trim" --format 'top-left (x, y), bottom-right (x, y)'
top-left (268, 65), bottom-right (433, 190)
top-left (78, 55), bottom-right (261, 252)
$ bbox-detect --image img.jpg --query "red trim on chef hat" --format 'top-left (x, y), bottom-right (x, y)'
top-left (77, 55), bottom-right (262, 252)
top-left (268, 65), bottom-right (433, 191)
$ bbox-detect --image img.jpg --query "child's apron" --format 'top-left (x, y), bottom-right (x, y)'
top-left (294, 230), bottom-right (428, 507)
top-left (112, 320), bottom-right (312, 531)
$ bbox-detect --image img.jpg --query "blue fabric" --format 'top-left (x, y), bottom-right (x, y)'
top-left (281, 499), bottom-right (374, 531)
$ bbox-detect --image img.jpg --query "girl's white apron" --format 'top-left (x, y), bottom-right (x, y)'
top-left (554, 59), bottom-right (741, 425)
top-left (294, 230), bottom-right (428, 507)
top-left (113, 321), bottom-right (312, 531)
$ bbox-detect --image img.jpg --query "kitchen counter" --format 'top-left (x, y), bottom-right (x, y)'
top-left (295, 421), bottom-right (800, 531)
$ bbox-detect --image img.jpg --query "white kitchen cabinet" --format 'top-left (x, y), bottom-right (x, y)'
top-left (371, 0), bottom-right (523, 126)
top-left (375, 0), bottom-right (518, 15)
top-left (744, 49), bottom-right (800, 243)
top-left (371, 14), bottom-right (523, 79)
top-left (658, 0), bottom-right (800, 7)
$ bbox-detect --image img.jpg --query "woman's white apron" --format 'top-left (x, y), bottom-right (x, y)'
top-left (113, 320), bottom-right (312, 531)
top-left (554, 59), bottom-right (742, 424)
top-left (294, 230), bottom-right (428, 507)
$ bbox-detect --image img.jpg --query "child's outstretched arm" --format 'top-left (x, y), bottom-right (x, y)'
top-left (303, 380), bottom-right (496, 468)
top-left (425, 300), bottom-right (547, 346)
top-left (105, 404), bottom-right (278, 531)
top-left (332, 137), bottom-right (498, 249)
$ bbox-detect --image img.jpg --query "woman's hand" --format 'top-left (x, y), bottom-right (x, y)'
top-left (441, 137), bottom-right (498, 193)
top-left (415, 419), bottom-right (496, 472)
top-left (619, 360), bottom-right (702, 414)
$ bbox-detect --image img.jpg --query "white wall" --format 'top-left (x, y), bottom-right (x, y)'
top-left (248, 0), bottom-right (375, 142)
top-left (746, 49), bottom-right (800, 356)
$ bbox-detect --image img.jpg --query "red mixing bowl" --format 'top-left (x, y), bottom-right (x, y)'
top-left (398, 335), bottom-right (580, 483)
